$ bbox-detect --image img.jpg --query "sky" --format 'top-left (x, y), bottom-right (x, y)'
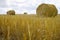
top-left (0, 0), bottom-right (60, 14)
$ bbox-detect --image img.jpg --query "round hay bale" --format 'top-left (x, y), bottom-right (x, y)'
top-left (36, 3), bottom-right (58, 17)
top-left (7, 10), bottom-right (15, 15)
top-left (24, 12), bottom-right (27, 14)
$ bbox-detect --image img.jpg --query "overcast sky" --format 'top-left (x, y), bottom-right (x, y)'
top-left (0, 0), bottom-right (60, 14)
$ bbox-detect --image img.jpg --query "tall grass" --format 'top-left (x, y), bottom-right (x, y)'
top-left (0, 14), bottom-right (60, 40)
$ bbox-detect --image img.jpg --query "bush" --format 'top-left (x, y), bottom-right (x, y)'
top-left (36, 3), bottom-right (58, 17)
top-left (7, 10), bottom-right (15, 15)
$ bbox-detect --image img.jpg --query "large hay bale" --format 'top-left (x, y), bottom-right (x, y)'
top-left (7, 10), bottom-right (15, 15)
top-left (36, 3), bottom-right (58, 17)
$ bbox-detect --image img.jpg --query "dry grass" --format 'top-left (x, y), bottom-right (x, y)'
top-left (0, 14), bottom-right (60, 40)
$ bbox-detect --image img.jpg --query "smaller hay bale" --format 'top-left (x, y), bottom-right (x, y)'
top-left (7, 10), bottom-right (15, 15)
top-left (24, 12), bottom-right (27, 14)
top-left (36, 3), bottom-right (58, 17)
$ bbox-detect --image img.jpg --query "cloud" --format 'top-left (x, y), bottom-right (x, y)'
top-left (0, 0), bottom-right (8, 8)
top-left (5, 0), bottom-right (37, 14)
top-left (0, 0), bottom-right (60, 14)
top-left (0, 8), bottom-right (7, 14)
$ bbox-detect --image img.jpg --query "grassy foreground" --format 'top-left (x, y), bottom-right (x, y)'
top-left (0, 14), bottom-right (60, 40)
